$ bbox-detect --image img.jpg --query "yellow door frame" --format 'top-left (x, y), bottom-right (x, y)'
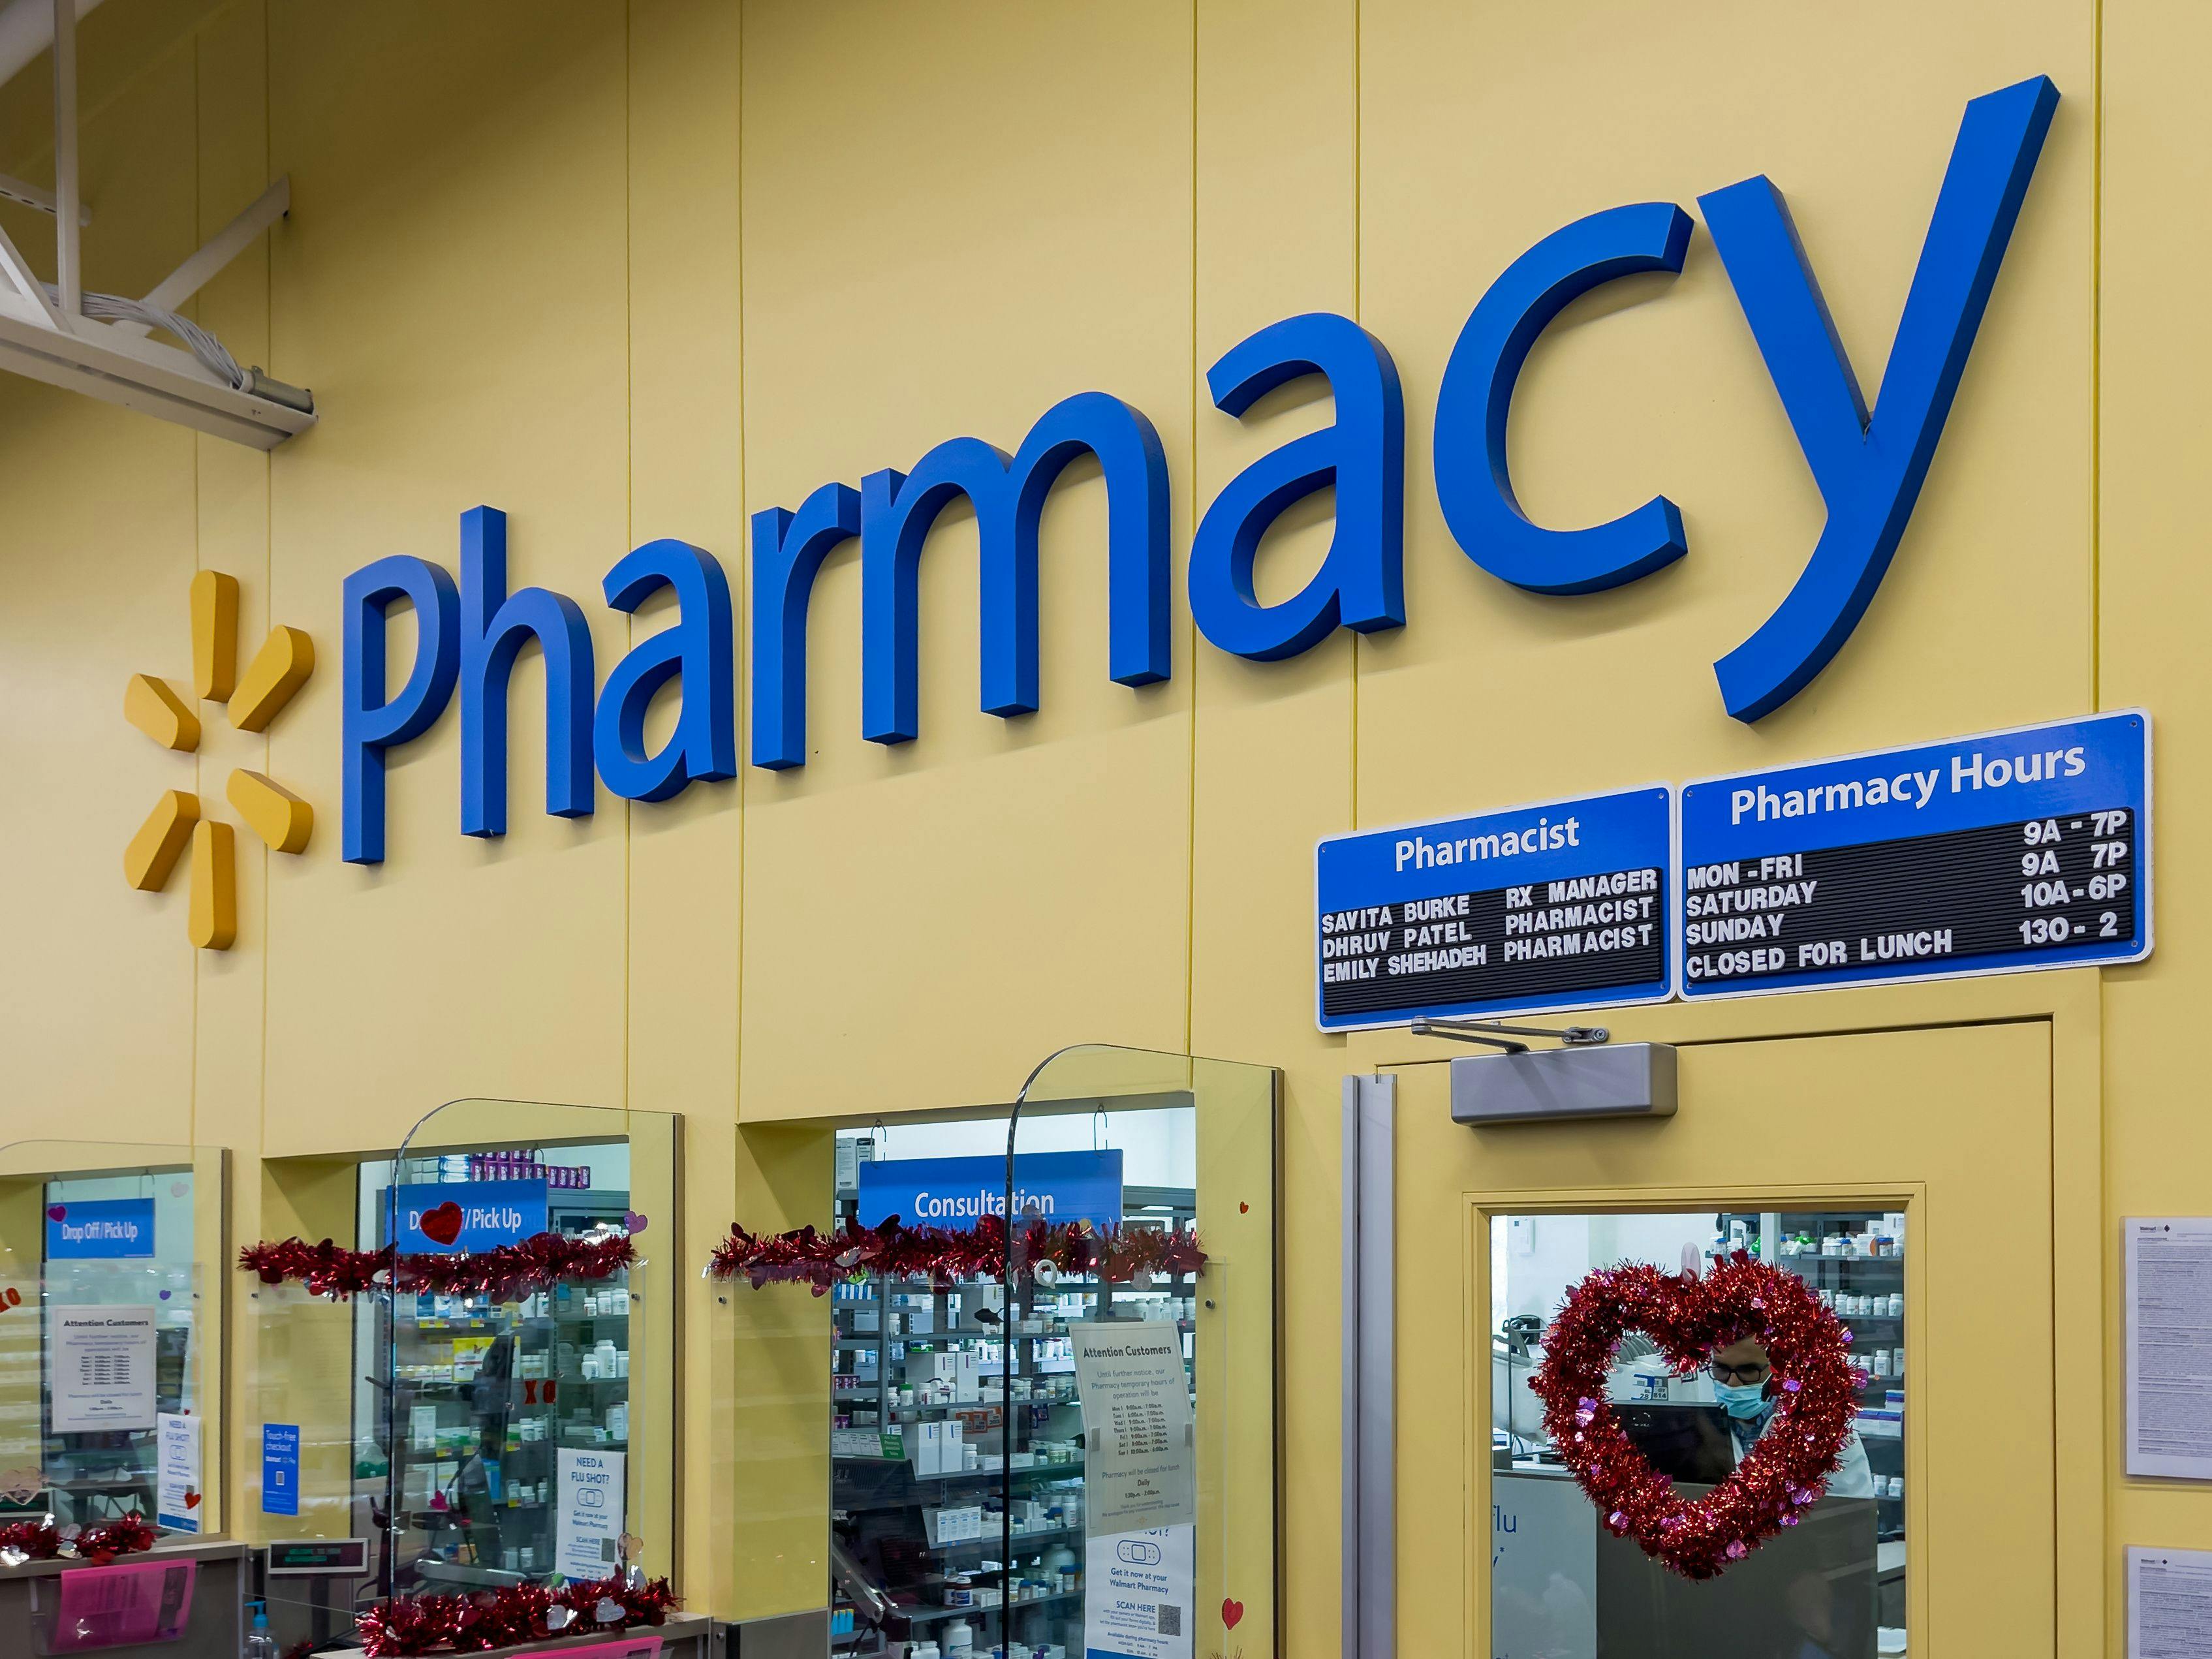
top-left (1343, 962), bottom-right (2106, 1657)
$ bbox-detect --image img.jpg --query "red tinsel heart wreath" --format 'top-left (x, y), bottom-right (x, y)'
top-left (1528, 1251), bottom-right (1858, 1581)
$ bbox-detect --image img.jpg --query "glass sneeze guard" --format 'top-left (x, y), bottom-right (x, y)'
top-left (0, 1140), bottom-right (225, 1545)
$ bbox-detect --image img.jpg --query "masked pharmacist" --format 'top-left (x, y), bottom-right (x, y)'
top-left (1708, 1337), bottom-right (1875, 1497)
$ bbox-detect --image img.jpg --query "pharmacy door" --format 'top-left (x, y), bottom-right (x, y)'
top-left (1385, 1022), bottom-right (2056, 1659)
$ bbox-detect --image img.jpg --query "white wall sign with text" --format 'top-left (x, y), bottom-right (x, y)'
top-left (48, 1307), bottom-right (157, 1433)
top-left (1070, 1320), bottom-right (1194, 1534)
top-left (554, 1448), bottom-right (627, 1579)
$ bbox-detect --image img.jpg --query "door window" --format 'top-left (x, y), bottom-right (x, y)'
top-left (1491, 1209), bottom-right (1906, 1658)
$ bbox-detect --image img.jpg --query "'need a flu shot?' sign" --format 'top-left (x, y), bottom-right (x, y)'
top-left (1315, 787), bottom-right (1673, 1031)
top-left (1677, 711), bottom-right (2151, 998)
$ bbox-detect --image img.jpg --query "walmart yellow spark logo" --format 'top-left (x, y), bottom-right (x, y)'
top-left (123, 572), bottom-right (315, 950)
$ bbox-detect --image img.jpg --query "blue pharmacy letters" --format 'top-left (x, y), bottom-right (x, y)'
top-left (1315, 788), bottom-right (1674, 1031)
top-left (44, 1197), bottom-right (155, 1260)
top-left (856, 1151), bottom-right (1124, 1232)
top-left (337, 77), bottom-right (2061, 863)
top-left (389, 1180), bottom-right (550, 1254)
top-left (1677, 711), bottom-right (2151, 997)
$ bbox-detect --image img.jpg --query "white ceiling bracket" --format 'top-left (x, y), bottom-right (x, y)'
top-left (111, 176), bottom-right (290, 335)
top-left (0, 0), bottom-right (313, 447)
top-left (0, 166), bottom-right (87, 223)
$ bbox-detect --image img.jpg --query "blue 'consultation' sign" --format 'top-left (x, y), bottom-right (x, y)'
top-left (1313, 786), bottom-right (1674, 1031)
top-left (1677, 711), bottom-right (2151, 998)
top-left (856, 1151), bottom-right (1123, 1232)
top-left (44, 1197), bottom-right (155, 1260)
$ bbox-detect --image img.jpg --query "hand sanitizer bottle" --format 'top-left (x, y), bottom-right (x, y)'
top-left (243, 1601), bottom-right (279, 1659)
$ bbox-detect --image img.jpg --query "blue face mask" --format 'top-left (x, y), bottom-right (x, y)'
top-left (1711, 1379), bottom-right (1770, 1419)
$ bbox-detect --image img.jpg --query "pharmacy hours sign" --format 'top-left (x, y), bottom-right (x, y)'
top-left (1314, 787), bottom-right (1674, 1031)
top-left (1677, 711), bottom-right (2151, 999)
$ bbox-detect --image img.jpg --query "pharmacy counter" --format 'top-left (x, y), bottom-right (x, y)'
top-left (0, 1536), bottom-right (246, 1658)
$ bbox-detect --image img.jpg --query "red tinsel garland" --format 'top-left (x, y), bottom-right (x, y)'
top-left (238, 1233), bottom-right (635, 1302)
top-left (1528, 1252), bottom-right (1858, 1581)
top-left (708, 1213), bottom-right (1206, 1293)
top-left (354, 1573), bottom-right (678, 1656)
top-left (0, 1512), bottom-right (159, 1566)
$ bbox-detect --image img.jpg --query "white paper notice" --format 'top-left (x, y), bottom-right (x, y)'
top-left (2126, 1219), bottom-right (2212, 1479)
top-left (2130, 1547), bottom-right (2212, 1658)
top-left (1084, 1525), bottom-right (1194, 1659)
top-left (48, 1307), bottom-right (157, 1433)
top-left (155, 1412), bottom-right (201, 1533)
top-left (1070, 1321), bottom-right (1195, 1535)
top-left (554, 1447), bottom-right (627, 1579)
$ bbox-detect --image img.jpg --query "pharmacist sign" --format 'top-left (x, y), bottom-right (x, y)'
top-left (1315, 786), bottom-right (1674, 1031)
top-left (856, 1151), bottom-right (1123, 1232)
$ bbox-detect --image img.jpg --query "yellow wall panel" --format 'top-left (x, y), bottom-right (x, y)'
top-left (1356, 0), bottom-right (2094, 828)
top-left (624, 0), bottom-right (749, 1599)
top-left (736, 1), bottom-right (1196, 1117)
top-left (1187, 5), bottom-right (1357, 1655)
top-left (258, 1), bottom-right (635, 1151)
top-left (2098, 0), bottom-right (2212, 1630)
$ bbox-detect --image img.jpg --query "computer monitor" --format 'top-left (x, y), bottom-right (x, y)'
top-left (1615, 1402), bottom-right (1737, 1485)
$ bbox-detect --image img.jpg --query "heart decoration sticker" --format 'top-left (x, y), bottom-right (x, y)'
top-left (45, 1206), bottom-right (64, 1224)
top-left (1529, 1251), bottom-right (1858, 1581)
top-left (418, 1202), bottom-right (466, 1248)
top-left (1221, 1597), bottom-right (1244, 1631)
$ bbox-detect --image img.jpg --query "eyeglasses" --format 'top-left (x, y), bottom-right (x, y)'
top-left (1708, 1359), bottom-right (1771, 1385)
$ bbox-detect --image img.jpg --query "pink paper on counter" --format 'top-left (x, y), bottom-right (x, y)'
top-left (44, 1557), bottom-right (196, 1650)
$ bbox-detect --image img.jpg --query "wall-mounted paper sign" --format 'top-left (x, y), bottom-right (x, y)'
top-left (1070, 1320), bottom-right (1194, 1535)
top-left (156, 1412), bottom-right (202, 1532)
top-left (2128, 1547), bottom-right (2212, 1659)
top-left (554, 1447), bottom-right (627, 1580)
top-left (48, 1307), bottom-right (157, 1433)
top-left (2126, 1218), bottom-right (2212, 1481)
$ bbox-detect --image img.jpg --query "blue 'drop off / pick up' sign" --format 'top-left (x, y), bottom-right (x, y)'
top-left (1315, 786), bottom-right (1674, 1032)
top-left (1677, 710), bottom-right (2151, 999)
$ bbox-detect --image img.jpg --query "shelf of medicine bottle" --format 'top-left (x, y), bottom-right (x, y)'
top-left (925, 1523), bottom-right (1083, 1557)
top-left (1781, 1256), bottom-right (1905, 1269)
top-left (900, 1589), bottom-right (1083, 1626)
top-left (833, 1457), bottom-right (1082, 1483)
top-left (834, 1397), bottom-right (1074, 1417)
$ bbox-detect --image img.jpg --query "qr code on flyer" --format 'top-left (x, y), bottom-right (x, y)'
top-left (1157, 1604), bottom-right (1181, 1636)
